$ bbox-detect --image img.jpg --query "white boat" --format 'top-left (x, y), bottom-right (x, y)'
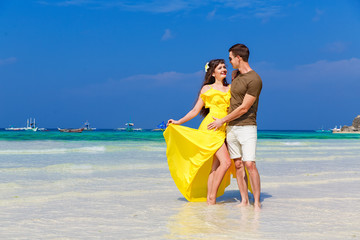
top-left (331, 125), bottom-right (342, 133)
top-left (5, 127), bottom-right (23, 131)
top-left (5, 118), bottom-right (38, 131)
top-left (83, 121), bottom-right (96, 131)
top-left (315, 126), bottom-right (331, 133)
top-left (116, 122), bottom-right (142, 132)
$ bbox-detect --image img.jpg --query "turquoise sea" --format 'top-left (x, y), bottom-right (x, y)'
top-left (1, 129), bottom-right (360, 141)
top-left (0, 129), bottom-right (359, 239)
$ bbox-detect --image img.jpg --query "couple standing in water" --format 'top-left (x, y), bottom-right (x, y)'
top-left (164, 43), bottom-right (262, 210)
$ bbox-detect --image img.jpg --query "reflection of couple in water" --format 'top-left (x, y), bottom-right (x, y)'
top-left (164, 43), bottom-right (262, 210)
top-left (167, 202), bottom-right (260, 238)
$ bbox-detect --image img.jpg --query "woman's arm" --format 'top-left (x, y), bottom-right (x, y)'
top-left (167, 86), bottom-right (209, 126)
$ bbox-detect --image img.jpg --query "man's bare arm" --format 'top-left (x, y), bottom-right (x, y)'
top-left (207, 94), bottom-right (256, 130)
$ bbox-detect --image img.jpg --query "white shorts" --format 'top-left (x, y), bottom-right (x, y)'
top-left (226, 125), bottom-right (257, 161)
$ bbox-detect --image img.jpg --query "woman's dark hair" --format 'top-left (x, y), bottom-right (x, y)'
top-left (199, 59), bottom-right (229, 118)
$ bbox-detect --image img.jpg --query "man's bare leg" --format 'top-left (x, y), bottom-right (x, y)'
top-left (233, 158), bottom-right (249, 206)
top-left (245, 161), bottom-right (261, 210)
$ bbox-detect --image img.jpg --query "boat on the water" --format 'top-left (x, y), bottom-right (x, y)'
top-left (83, 121), bottom-right (96, 131)
top-left (116, 122), bottom-right (142, 132)
top-left (5, 118), bottom-right (38, 131)
top-left (5, 127), bottom-right (24, 131)
top-left (58, 128), bottom-right (84, 133)
top-left (331, 125), bottom-right (342, 133)
top-left (315, 129), bottom-right (332, 133)
top-left (125, 122), bottom-right (134, 131)
top-left (315, 127), bottom-right (331, 133)
top-left (152, 121), bottom-right (166, 131)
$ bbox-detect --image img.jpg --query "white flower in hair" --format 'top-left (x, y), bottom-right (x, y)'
top-left (205, 62), bottom-right (209, 72)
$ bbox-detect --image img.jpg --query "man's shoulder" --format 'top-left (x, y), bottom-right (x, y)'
top-left (246, 71), bottom-right (262, 88)
top-left (233, 70), bottom-right (262, 85)
top-left (248, 70), bottom-right (262, 81)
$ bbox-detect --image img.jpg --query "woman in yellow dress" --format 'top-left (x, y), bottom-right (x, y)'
top-left (164, 59), bottom-right (235, 205)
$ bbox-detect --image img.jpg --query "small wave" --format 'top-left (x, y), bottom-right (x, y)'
top-left (263, 177), bottom-right (360, 188)
top-left (0, 189), bottom-right (168, 207)
top-left (281, 142), bottom-right (304, 146)
top-left (0, 162), bottom-right (168, 174)
top-left (0, 146), bottom-right (106, 155)
top-left (105, 145), bottom-right (166, 152)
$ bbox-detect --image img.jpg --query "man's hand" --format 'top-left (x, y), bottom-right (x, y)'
top-left (207, 117), bottom-right (224, 130)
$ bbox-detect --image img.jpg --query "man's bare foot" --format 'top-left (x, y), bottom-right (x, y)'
top-left (254, 202), bottom-right (261, 211)
top-left (236, 200), bottom-right (250, 207)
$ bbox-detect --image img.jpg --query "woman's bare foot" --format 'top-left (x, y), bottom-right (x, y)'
top-left (207, 196), bottom-right (216, 205)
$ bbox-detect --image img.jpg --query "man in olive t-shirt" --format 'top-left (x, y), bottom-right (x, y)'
top-left (208, 44), bottom-right (262, 210)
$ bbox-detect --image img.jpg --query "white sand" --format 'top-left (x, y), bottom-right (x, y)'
top-left (0, 139), bottom-right (359, 239)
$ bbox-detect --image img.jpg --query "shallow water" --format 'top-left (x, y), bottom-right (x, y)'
top-left (0, 134), bottom-right (359, 239)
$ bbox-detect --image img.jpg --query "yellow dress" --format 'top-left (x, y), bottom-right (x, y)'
top-left (163, 87), bottom-right (235, 202)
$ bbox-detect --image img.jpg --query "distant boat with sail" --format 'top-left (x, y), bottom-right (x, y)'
top-left (83, 121), bottom-right (96, 131)
top-left (315, 126), bottom-right (331, 133)
top-left (331, 125), bottom-right (342, 133)
top-left (116, 122), bottom-right (142, 132)
top-left (125, 122), bottom-right (134, 132)
top-left (5, 118), bottom-right (38, 131)
top-left (152, 121), bottom-right (166, 131)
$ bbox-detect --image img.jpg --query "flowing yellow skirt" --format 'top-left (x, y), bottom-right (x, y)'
top-left (164, 124), bottom-right (236, 202)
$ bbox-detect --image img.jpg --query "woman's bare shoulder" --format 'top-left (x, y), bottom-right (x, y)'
top-left (200, 85), bottom-right (211, 94)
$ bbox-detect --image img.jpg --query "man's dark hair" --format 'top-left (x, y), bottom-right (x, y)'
top-left (229, 44), bottom-right (250, 62)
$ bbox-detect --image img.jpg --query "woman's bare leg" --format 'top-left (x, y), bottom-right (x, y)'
top-left (207, 143), bottom-right (231, 204)
top-left (207, 157), bottom-right (219, 205)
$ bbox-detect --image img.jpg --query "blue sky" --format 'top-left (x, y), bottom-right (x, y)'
top-left (1, 0), bottom-right (359, 130)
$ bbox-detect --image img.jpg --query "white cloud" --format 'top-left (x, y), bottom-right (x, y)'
top-left (215, 0), bottom-right (252, 9)
top-left (38, 0), bottom-right (287, 20)
top-left (322, 41), bottom-right (348, 54)
top-left (68, 70), bottom-right (204, 96)
top-left (161, 29), bottom-right (173, 41)
top-left (0, 57), bottom-right (17, 65)
top-left (39, 0), bottom-right (199, 12)
top-left (295, 58), bottom-right (360, 80)
top-left (312, 8), bottom-right (324, 22)
top-left (207, 9), bottom-right (216, 20)
top-left (254, 6), bottom-right (282, 20)
top-left (37, 0), bottom-right (95, 6)
top-left (122, 71), bottom-right (203, 85)
top-left (255, 58), bottom-right (360, 130)
top-left (227, 1), bottom-right (286, 22)
top-left (256, 58), bottom-right (360, 89)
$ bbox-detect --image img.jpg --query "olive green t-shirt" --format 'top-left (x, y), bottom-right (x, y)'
top-left (228, 70), bottom-right (262, 126)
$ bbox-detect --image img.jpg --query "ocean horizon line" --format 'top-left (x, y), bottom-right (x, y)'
top-left (0, 128), bottom-right (332, 132)
top-left (0, 129), bottom-right (359, 141)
